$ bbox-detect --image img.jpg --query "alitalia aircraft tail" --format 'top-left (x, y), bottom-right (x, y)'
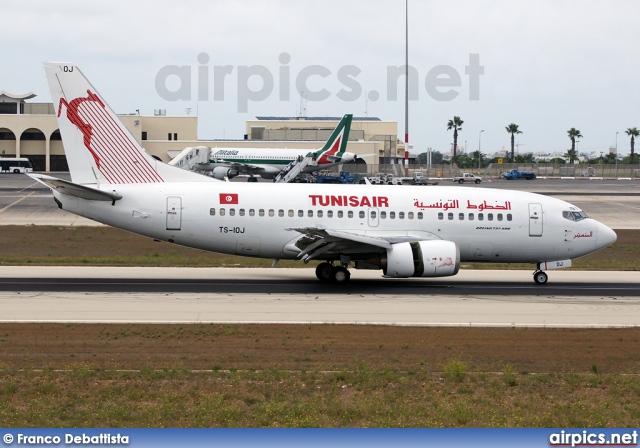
top-left (43, 62), bottom-right (208, 185)
top-left (313, 114), bottom-right (352, 164)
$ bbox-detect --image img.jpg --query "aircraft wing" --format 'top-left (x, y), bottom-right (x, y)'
top-left (287, 227), bottom-right (433, 262)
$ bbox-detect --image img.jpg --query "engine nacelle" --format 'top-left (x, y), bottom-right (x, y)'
top-left (384, 240), bottom-right (460, 278)
top-left (212, 167), bottom-right (238, 180)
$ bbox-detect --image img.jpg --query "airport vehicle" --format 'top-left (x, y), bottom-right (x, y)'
top-left (0, 157), bottom-right (33, 174)
top-left (411, 172), bottom-right (437, 185)
top-left (32, 62), bottom-right (617, 285)
top-left (504, 168), bottom-right (536, 180)
top-left (453, 173), bottom-right (482, 184)
top-left (189, 115), bottom-right (355, 181)
top-left (316, 170), bottom-right (355, 184)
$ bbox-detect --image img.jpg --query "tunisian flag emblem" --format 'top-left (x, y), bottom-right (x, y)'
top-left (219, 193), bottom-right (239, 204)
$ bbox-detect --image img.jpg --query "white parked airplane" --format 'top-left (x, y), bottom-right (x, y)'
top-left (32, 62), bottom-right (617, 284)
top-left (199, 114), bottom-right (356, 180)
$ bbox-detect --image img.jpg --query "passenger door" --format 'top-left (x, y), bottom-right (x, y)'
top-left (528, 203), bottom-right (543, 237)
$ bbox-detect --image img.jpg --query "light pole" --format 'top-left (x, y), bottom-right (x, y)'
top-left (615, 131), bottom-right (619, 177)
top-left (478, 130), bottom-right (484, 170)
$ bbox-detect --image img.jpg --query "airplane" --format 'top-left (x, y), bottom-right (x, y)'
top-left (31, 62), bottom-right (617, 285)
top-left (173, 114), bottom-right (356, 181)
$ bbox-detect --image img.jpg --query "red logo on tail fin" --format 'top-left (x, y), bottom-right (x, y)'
top-left (58, 90), bottom-right (104, 168)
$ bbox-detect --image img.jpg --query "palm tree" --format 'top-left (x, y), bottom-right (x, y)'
top-left (447, 116), bottom-right (463, 166)
top-left (563, 149), bottom-right (577, 164)
top-left (566, 128), bottom-right (583, 164)
top-left (505, 123), bottom-right (522, 162)
top-left (626, 127), bottom-right (639, 165)
top-left (471, 150), bottom-right (485, 169)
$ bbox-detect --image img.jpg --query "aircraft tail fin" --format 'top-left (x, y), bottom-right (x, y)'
top-left (44, 62), bottom-right (209, 185)
top-left (313, 114), bottom-right (352, 163)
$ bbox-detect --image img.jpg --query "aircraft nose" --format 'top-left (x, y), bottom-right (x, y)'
top-left (596, 223), bottom-right (617, 249)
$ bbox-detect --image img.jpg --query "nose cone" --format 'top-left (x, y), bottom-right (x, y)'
top-left (597, 223), bottom-right (617, 249)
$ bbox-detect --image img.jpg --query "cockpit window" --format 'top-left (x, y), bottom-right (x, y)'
top-left (563, 211), bottom-right (589, 221)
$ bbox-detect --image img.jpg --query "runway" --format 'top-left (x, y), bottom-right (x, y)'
top-left (1, 175), bottom-right (639, 328)
top-left (1, 267), bottom-right (638, 327)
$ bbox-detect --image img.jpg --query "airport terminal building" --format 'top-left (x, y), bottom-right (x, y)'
top-left (0, 91), bottom-right (408, 172)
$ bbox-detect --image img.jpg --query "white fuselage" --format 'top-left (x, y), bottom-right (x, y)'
top-left (53, 182), bottom-right (615, 264)
top-left (209, 147), bottom-right (356, 175)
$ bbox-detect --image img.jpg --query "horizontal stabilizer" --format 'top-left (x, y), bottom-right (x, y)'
top-left (28, 174), bottom-right (122, 202)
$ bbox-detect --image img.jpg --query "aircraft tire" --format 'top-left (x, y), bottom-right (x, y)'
top-left (533, 271), bottom-right (548, 285)
top-left (331, 266), bottom-right (351, 284)
top-left (315, 263), bottom-right (334, 283)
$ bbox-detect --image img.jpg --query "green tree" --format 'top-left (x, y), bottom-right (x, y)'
top-left (416, 150), bottom-right (443, 165)
top-left (471, 150), bottom-right (486, 169)
top-left (447, 116), bottom-right (464, 166)
top-left (566, 128), bottom-right (583, 163)
top-left (626, 127), bottom-right (639, 165)
top-left (563, 149), bottom-right (577, 164)
top-left (505, 123), bottom-right (522, 162)
top-left (515, 153), bottom-right (535, 163)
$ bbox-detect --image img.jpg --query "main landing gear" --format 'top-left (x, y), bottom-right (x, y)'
top-left (533, 270), bottom-right (548, 285)
top-left (315, 262), bottom-right (351, 284)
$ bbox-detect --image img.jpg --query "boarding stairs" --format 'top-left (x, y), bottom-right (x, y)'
top-left (274, 155), bottom-right (317, 183)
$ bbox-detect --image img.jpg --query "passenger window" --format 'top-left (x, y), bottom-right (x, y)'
top-left (288, 210), bottom-right (294, 217)
top-left (468, 213), bottom-right (474, 221)
top-left (308, 210), bottom-right (313, 217)
top-left (278, 209), bottom-right (284, 217)
top-left (498, 214), bottom-right (503, 221)
top-left (390, 211), bottom-right (396, 219)
top-left (298, 210), bottom-right (304, 217)
top-left (239, 209), bottom-right (245, 216)
top-left (220, 208), bottom-right (226, 216)
top-left (209, 208), bottom-right (216, 216)
top-left (488, 213), bottom-right (493, 221)
top-left (348, 211), bottom-right (354, 218)
top-left (459, 213), bottom-right (464, 220)
top-left (338, 210), bottom-right (343, 218)
top-left (318, 210), bottom-right (324, 218)
top-left (259, 209), bottom-right (264, 217)
top-left (507, 214), bottom-right (512, 221)
top-left (371, 210), bottom-right (377, 219)
top-left (478, 213), bottom-right (484, 221)
top-left (359, 211), bottom-right (365, 219)
top-left (328, 210), bottom-right (333, 218)
top-left (399, 212), bottom-right (405, 219)
top-left (381, 211), bottom-right (387, 219)
top-left (269, 209), bottom-right (275, 217)
top-left (230, 208), bottom-right (235, 216)
top-left (448, 212), bottom-right (453, 220)
top-left (249, 209), bottom-right (255, 216)
top-left (418, 212), bottom-right (423, 220)
top-left (408, 212), bottom-right (414, 219)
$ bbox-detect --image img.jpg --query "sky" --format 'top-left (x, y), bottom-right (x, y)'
top-left (2, 0), bottom-right (639, 157)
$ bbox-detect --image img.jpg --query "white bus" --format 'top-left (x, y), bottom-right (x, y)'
top-left (0, 157), bottom-right (34, 173)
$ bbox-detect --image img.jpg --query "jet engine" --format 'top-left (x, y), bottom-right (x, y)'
top-left (212, 167), bottom-right (239, 180)
top-left (383, 240), bottom-right (460, 278)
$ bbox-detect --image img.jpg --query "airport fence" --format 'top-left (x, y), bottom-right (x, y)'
top-left (342, 162), bottom-right (640, 179)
